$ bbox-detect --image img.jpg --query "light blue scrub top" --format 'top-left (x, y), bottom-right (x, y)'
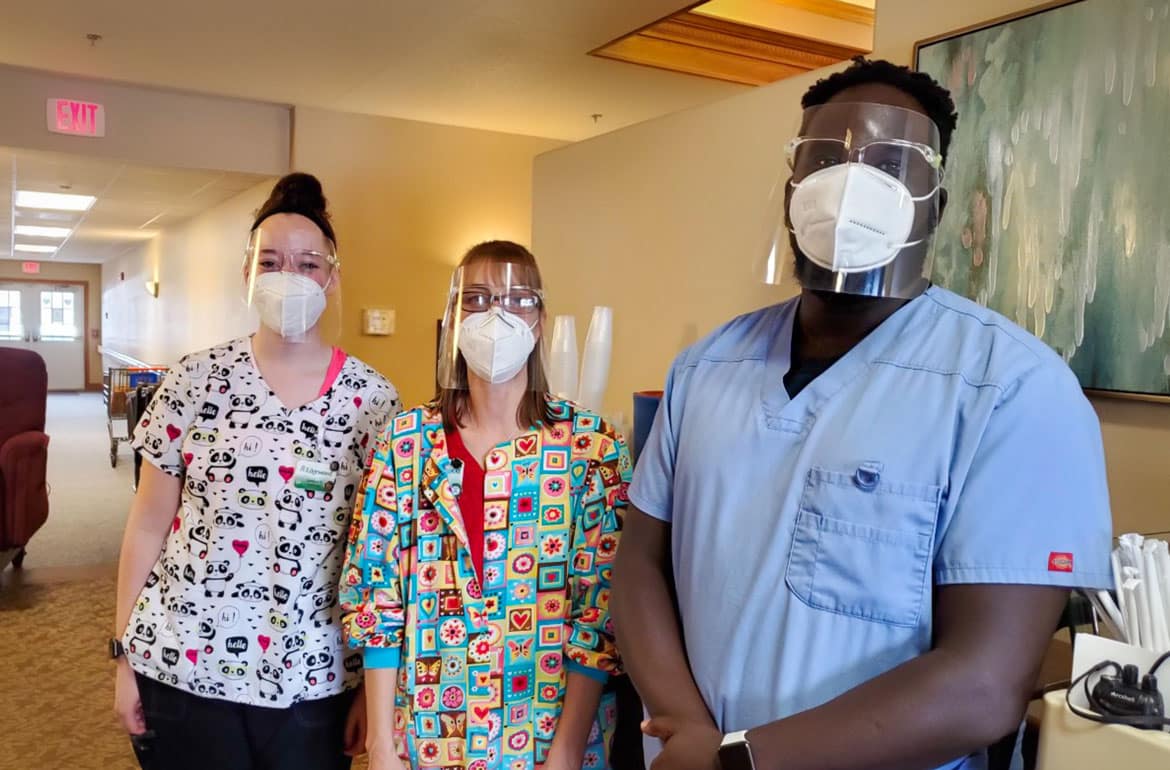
top-left (629, 287), bottom-right (1113, 770)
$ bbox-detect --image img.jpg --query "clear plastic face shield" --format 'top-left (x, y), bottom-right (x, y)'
top-left (436, 260), bottom-right (547, 391)
top-left (759, 102), bottom-right (944, 299)
top-left (243, 214), bottom-right (342, 343)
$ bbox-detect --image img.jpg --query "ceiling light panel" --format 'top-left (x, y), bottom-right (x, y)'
top-left (14, 225), bottom-right (72, 238)
top-left (15, 190), bottom-right (97, 211)
top-left (16, 210), bottom-right (77, 223)
top-left (14, 244), bottom-right (59, 253)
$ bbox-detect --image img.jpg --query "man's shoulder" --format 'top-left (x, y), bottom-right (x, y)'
top-left (908, 287), bottom-right (1078, 396)
top-left (675, 299), bottom-right (797, 370)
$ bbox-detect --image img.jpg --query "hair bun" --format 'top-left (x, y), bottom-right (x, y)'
top-left (251, 172), bottom-right (337, 246)
top-left (269, 172), bottom-right (326, 215)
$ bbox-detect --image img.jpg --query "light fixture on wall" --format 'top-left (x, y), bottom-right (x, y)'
top-left (144, 280), bottom-right (159, 298)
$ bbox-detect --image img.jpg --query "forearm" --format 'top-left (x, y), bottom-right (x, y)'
top-left (365, 666), bottom-right (398, 747)
top-left (611, 554), bottom-right (712, 727)
top-left (747, 648), bottom-right (1024, 770)
top-left (550, 672), bottom-right (605, 761)
top-left (114, 501), bottom-right (175, 636)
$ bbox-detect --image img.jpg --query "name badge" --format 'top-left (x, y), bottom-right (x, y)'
top-left (293, 460), bottom-right (336, 492)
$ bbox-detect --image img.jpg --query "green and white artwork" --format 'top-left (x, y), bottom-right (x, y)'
top-left (917, 0), bottom-right (1170, 398)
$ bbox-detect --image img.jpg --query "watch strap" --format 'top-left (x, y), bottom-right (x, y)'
top-left (718, 730), bottom-right (755, 770)
top-left (720, 730), bottom-right (749, 747)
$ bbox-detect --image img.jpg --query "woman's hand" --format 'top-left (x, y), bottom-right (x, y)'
top-left (541, 747), bottom-right (583, 770)
top-left (113, 659), bottom-right (147, 735)
top-left (367, 734), bottom-right (409, 770)
top-left (343, 684), bottom-right (368, 756)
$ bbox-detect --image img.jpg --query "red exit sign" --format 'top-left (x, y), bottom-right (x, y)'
top-left (22, 261), bottom-right (40, 275)
top-left (46, 98), bottom-right (106, 137)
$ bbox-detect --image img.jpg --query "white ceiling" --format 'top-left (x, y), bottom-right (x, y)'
top-left (0, 147), bottom-right (270, 263)
top-left (0, 1), bottom-right (747, 141)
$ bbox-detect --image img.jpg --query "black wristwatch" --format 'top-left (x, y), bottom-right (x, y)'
top-left (109, 638), bottom-right (126, 660)
top-left (718, 730), bottom-right (756, 770)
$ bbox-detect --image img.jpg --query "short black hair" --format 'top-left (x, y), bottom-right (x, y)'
top-left (802, 57), bottom-right (959, 160)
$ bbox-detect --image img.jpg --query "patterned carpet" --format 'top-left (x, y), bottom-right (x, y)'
top-left (0, 573), bottom-right (372, 770)
top-left (0, 576), bottom-right (136, 769)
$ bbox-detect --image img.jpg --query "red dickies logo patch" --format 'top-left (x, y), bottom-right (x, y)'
top-left (1048, 552), bottom-right (1074, 572)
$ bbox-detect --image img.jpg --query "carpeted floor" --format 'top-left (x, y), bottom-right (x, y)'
top-left (0, 573), bottom-right (373, 770)
top-left (0, 574), bottom-right (137, 769)
top-left (24, 393), bottom-right (136, 569)
top-left (4, 396), bottom-right (379, 769)
top-left (0, 570), bottom-right (374, 770)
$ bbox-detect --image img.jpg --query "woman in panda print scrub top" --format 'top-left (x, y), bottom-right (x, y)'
top-left (112, 173), bottom-right (400, 770)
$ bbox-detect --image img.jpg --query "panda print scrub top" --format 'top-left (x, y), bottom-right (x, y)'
top-left (125, 337), bottom-right (400, 707)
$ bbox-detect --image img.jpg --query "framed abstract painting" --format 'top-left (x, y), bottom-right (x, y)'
top-left (916, 0), bottom-right (1170, 401)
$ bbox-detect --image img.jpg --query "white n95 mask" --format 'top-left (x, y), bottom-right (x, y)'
top-left (458, 307), bottom-right (536, 384)
top-left (252, 272), bottom-right (328, 338)
top-left (789, 163), bottom-right (918, 273)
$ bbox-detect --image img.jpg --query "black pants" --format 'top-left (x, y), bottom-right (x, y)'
top-left (132, 674), bottom-right (355, 770)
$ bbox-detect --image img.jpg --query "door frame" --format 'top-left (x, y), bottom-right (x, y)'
top-left (0, 276), bottom-right (93, 390)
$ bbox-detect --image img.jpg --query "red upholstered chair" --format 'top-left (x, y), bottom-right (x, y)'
top-left (0, 347), bottom-right (50, 568)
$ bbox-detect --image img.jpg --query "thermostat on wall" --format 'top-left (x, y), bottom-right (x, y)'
top-left (362, 308), bottom-right (395, 336)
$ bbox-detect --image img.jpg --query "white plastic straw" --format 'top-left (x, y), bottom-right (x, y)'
top-left (577, 306), bottom-right (613, 413)
top-left (1112, 551), bottom-right (1129, 644)
top-left (1155, 540), bottom-right (1170, 641)
top-left (1093, 590), bottom-right (1126, 640)
top-left (1121, 572), bottom-right (1143, 648)
top-left (1142, 544), bottom-right (1169, 651)
top-left (1119, 532), bottom-right (1144, 571)
top-left (546, 315), bottom-right (579, 401)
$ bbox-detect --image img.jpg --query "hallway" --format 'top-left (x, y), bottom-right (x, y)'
top-left (22, 392), bottom-right (135, 569)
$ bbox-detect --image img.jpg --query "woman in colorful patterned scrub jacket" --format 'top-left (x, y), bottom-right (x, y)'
top-left (112, 173), bottom-right (400, 770)
top-left (340, 240), bottom-right (631, 770)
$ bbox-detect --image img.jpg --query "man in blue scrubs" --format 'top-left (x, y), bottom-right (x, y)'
top-left (612, 59), bottom-right (1113, 770)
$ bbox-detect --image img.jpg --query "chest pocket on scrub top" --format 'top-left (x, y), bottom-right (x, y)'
top-left (784, 465), bottom-right (941, 628)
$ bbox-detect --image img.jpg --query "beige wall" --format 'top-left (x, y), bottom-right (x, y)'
top-left (292, 106), bottom-right (564, 407)
top-left (533, 71), bottom-right (827, 426)
top-left (101, 181), bottom-right (273, 365)
top-left (0, 260), bottom-right (102, 387)
top-left (533, 0), bottom-right (1169, 536)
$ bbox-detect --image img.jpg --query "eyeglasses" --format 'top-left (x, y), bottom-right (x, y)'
top-left (249, 248), bottom-right (338, 278)
top-left (460, 286), bottom-right (543, 313)
top-left (786, 136), bottom-right (943, 195)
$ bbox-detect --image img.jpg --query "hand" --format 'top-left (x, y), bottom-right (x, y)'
top-left (642, 717), bottom-right (722, 770)
top-left (541, 746), bottom-right (582, 770)
top-left (344, 684), bottom-right (368, 757)
top-left (113, 658), bottom-right (147, 736)
top-left (367, 734), bottom-right (408, 770)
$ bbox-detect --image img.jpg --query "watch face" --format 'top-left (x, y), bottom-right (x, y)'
top-left (718, 742), bottom-right (755, 770)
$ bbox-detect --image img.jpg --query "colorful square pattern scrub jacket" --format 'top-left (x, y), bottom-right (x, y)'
top-left (340, 400), bottom-right (631, 770)
top-left (629, 287), bottom-right (1114, 770)
top-left (126, 337), bottom-right (399, 706)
